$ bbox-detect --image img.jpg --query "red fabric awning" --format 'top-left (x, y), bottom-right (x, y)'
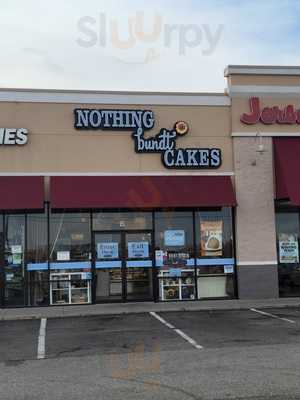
top-left (0, 176), bottom-right (44, 210)
top-left (274, 138), bottom-right (300, 204)
top-left (50, 176), bottom-right (236, 209)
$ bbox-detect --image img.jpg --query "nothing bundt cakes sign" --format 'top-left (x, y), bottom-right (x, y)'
top-left (74, 108), bottom-right (222, 169)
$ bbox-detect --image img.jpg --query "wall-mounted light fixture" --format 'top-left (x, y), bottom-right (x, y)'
top-left (255, 132), bottom-right (266, 154)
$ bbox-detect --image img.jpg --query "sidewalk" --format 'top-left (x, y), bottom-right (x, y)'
top-left (1, 298), bottom-right (300, 320)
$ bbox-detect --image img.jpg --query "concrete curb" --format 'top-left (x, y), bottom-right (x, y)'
top-left (1, 299), bottom-right (300, 321)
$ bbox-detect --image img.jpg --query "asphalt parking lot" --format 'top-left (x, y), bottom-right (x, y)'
top-left (1, 308), bottom-right (300, 400)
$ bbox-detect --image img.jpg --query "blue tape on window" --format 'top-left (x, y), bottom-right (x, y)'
top-left (50, 261), bottom-right (91, 270)
top-left (126, 260), bottom-right (152, 268)
top-left (196, 258), bottom-right (235, 266)
top-left (96, 261), bottom-right (122, 269)
top-left (27, 263), bottom-right (48, 271)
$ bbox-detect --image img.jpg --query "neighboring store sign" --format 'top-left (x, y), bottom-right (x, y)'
top-left (74, 109), bottom-right (222, 169)
top-left (128, 242), bottom-right (149, 258)
top-left (279, 234), bottom-right (299, 263)
top-left (164, 230), bottom-right (185, 246)
top-left (241, 97), bottom-right (300, 125)
top-left (0, 128), bottom-right (28, 145)
top-left (97, 242), bottom-right (119, 259)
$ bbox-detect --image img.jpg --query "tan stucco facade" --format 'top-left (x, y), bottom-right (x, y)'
top-left (0, 102), bottom-right (232, 174)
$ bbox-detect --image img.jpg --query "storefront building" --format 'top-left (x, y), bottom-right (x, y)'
top-left (1, 65), bottom-right (300, 307)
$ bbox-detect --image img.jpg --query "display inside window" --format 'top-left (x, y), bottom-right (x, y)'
top-left (155, 211), bottom-right (194, 268)
top-left (50, 272), bottom-right (91, 305)
top-left (159, 270), bottom-right (195, 301)
top-left (50, 213), bottom-right (91, 262)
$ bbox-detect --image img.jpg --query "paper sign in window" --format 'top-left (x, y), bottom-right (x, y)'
top-left (57, 251), bottom-right (70, 261)
top-left (128, 242), bottom-right (149, 258)
top-left (97, 243), bottom-right (119, 259)
top-left (279, 234), bottom-right (299, 263)
top-left (164, 230), bottom-right (185, 246)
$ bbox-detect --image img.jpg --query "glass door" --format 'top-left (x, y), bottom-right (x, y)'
top-left (94, 232), bottom-right (123, 302)
top-left (125, 232), bottom-right (153, 301)
top-left (93, 231), bottom-right (154, 302)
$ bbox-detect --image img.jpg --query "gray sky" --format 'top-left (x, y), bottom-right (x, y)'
top-left (1, 0), bottom-right (299, 92)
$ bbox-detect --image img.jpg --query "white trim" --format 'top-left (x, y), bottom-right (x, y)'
top-left (0, 171), bottom-right (235, 177)
top-left (0, 89), bottom-right (230, 106)
top-left (228, 85), bottom-right (300, 97)
top-left (225, 65), bottom-right (300, 76)
top-left (237, 261), bottom-right (278, 266)
top-left (232, 132), bottom-right (300, 137)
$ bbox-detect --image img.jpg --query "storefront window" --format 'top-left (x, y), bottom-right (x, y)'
top-left (27, 212), bottom-right (49, 306)
top-left (195, 208), bottom-right (235, 299)
top-left (276, 211), bottom-right (300, 297)
top-left (4, 215), bottom-right (26, 307)
top-left (49, 212), bottom-right (92, 305)
top-left (93, 211), bottom-right (152, 231)
top-left (155, 211), bottom-right (195, 301)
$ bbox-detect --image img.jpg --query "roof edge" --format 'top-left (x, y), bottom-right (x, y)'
top-left (225, 65), bottom-right (300, 77)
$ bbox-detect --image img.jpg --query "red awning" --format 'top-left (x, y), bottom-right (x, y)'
top-left (274, 138), bottom-right (300, 204)
top-left (0, 176), bottom-right (44, 210)
top-left (50, 176), bottom-right (236, 209)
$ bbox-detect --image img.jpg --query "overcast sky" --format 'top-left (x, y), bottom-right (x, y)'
top-left (1, 0), bottom-right (299, 92)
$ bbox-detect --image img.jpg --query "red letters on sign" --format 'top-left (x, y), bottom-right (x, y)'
top-left (241, 97), bottom-right (300, 125)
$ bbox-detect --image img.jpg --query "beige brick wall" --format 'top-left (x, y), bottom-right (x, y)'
top-left (233, 137), bottom-right (277, 264)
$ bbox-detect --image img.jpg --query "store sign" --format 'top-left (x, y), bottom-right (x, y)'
top-left (128, 242), bottom-right (149, 258)
top-left (279, 234), bottom-right (299, 263)
top-left (97, 242), bottom-right (119, 259)
top-left (74, 109), bottom-right (222, 169)
top-left (241, 97), bottom-right (300, 125)
top-left (0, 128), bottom-right (28, 145)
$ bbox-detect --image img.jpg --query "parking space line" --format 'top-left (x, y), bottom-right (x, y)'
top-left (250, 308), bottom-right (296, 324)
top-left (150, 311), bottom-right (203, 350)
top-left (37, 318), bottom-right (47, 360)
top-left (149, 311), bottom-right (175, 329)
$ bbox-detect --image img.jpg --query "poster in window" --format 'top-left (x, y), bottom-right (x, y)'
top-left (97, 243), bottom-right (119, 259)
top-left (279, 234), bottom-right (299, 263)
top-left (57, 251), bottom-right (70, 261)
top-left (164, 230), bottom-right (185, 246)
top-left (200, 221), bottom-right (223, 256)
top-left (128, 242), bottom-right (149, 258)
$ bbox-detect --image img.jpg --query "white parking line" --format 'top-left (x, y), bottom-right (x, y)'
top-left (150, 311), bottom-right (203, 350)
top-left (149, 311), bottom-right (175, 329)
top-left (250, 308), bottom-right (296, 324)
top-left (37, 318), bottom-right (47, 360)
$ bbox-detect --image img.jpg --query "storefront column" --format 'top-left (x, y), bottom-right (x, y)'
top-left (233, 136), bottom-right (279, 299)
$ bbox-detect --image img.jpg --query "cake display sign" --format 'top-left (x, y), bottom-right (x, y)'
top-left (74, 109), bottom-right (222, 169)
